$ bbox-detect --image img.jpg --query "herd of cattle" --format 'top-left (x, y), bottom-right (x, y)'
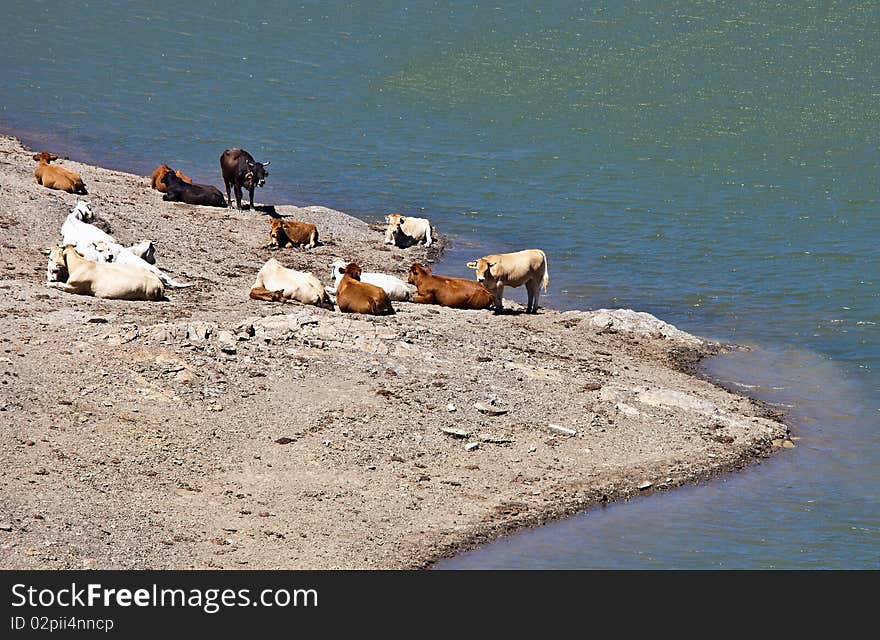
top-left (36, 148), bottom-right (550, 315)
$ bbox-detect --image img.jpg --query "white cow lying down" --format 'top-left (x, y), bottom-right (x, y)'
top-left (46, 245), bottom-right (165, 301)
top-left (326, 258), bottom-right (411, 301)
top-left (51, 202), bottom-right (188, 287)
top-left (249, 258), bottom-right (332, 307)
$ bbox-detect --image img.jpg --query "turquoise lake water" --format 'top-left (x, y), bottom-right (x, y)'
top-left (1, 1), bottom-right (877, 568)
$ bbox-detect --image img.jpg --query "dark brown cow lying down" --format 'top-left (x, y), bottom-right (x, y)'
top-left (336, 263), bottom-right (395, 315)
top-left (407, 263), bottom-right (494, 310)
top-left (150, 164), bottom-right (193, 193)
top-left (269, 218), bottom-right (319, 249)
top-left (161, 170), bottom-right (226, 207)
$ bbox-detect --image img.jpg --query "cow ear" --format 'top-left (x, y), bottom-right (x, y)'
top-left (466, 261), bottom-right (478, 269)
top-left (398, 216), bottom-right (406, 224)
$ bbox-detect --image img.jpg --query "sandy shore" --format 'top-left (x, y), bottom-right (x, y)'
top-left (0, 135), bottom-right (790, 569)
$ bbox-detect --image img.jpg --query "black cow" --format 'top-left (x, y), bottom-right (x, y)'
top-left (162, 171), bottom-right (227, 207)
top-left (220, 148), bottom-right (270, 211)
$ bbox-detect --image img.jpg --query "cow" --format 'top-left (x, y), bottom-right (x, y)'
top-left (220, 148), bottom-right (269, 211)
top-left (384, 213), bottom-right (433, 248)
top-left (59, 202), bottom-right (155, 263)
top-left (269, 218), bottom-right (318, 249)
top-left (249, 258), bottom-right (331, 307)
top-left (92, 241), bottom-right (191, 288)
top-left (61, 202), bottom-right (115, 247)
top-left (335, 263), bottom-right (395, 315)
top-left (33, 151), bottom-right (87, 195)
top-left (466, 249), bottom-right (549, 314)
top-left (162, 170), bottom-right (226, 207)
top-left (327, 258), bottom-right (411, 301)
top-left (150, 164), bottom-right (193, 193)
top-left (46, 245), bottom-right (164, 301)
top-left (407, 263), bottom-right (494, 310)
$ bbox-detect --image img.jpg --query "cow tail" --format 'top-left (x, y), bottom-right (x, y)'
top-left (541, 251), bottom-right (549, 291)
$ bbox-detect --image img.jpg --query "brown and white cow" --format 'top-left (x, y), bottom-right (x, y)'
top-left (466, 249), bottom-right (549, 314)
top-left (269, 218), bottom-right (319, 249)
top-left (407, 263), bottom-right (494, 310)
top-left (335, 263), bottom-right (395, 315)
top-left (33, 152), bottom-right (87, 195)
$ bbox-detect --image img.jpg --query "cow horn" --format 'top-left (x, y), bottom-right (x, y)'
top-left (261, 161), bottom-right (270, 167)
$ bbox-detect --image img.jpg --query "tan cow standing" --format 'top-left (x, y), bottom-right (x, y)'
top-left (466, 249), bottom-right (549, 314)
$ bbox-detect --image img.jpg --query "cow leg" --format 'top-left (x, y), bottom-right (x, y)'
top-left (412, 293), bottom-right (434, 304)
top-left (248, 187), bottom-right (256, 211)
top-left (526, 280), bottom-right (541, 313)
top-left (493, 285), bottom-right (504, 315)
top-left (249, 286), bottom-right (286, 302)
top-left (233, 184), bottom-right (244, 211)
top-left (224, 181), bottom-right (233, 209)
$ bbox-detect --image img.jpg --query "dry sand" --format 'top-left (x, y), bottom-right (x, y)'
top-left (0, 135), bottom-right (790, 569)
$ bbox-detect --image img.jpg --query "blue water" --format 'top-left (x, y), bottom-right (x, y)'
top-left (1, 0), bottom-right (877, 568)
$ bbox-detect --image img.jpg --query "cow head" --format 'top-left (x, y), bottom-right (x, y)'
top-left (33, 151), bottom-right (60, 163)
top-left (384, 213), bottom-right (405, 245)
top-left (329, 259), bottom-right (348, 283)
top-left (70, 201), bottom-right (94, 222)
top-left (466, 258), bottom-right (496, 286)
top-left (343, 263), bottom-right (362, 281)
top-left (407, 263), bottom-right (429, 285)
top-left (46, 245), bottom-right (68, 282)
top-left (244, 160), bottom-right (269, 189)
top-left (268, 218), bottom-right (286, 245)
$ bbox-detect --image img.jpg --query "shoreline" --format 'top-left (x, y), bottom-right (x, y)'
top-left (0, 134), bottom-right (791, 569)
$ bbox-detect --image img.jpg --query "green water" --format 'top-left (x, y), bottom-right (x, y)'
top-left (1, 0), bottom-right (877, 568)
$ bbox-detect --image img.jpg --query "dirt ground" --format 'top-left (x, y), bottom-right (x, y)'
top-left (0, 135), bottom-right (790, 569)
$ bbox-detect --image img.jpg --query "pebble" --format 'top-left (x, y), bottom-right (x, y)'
top-left (464, 442), bottom-right (479, 452)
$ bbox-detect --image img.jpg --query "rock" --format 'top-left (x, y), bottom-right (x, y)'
top-left (175, 369), bottom-right (198, 384)
top-left (638, 481), bottom-right (653, 490)
top-left (782, 440), bottom-right (796, 449)
top-left (547, 423), bottom-right (577, 437)
top-left (478, 434), bottom-right (514, 444)
top-left (638, 388), bottom-right (717, 415)
top-left (616, 403), bottom-right (640, 417)
top-left (275, 437), bottom-right (295, 445)
top-left (186, 322), bottom-right (215, 343)
top-left (0, 523), bottom-right (12, 532)
top-left (441, 427), bottom-right (471, 438)
top-left (581, 308), bottom-right (705, 346)
top-left (446, 403), bottom-right (456, 412)
top-left (217, 330), bottom-right (237, 354)
top-left (464, 442), bottom-right (479, 452)
top-left (474, 402), bottom-right (507, 416)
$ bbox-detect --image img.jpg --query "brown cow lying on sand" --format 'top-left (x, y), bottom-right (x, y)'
top-left (467, 249), bottom-right (549, 314)
top-left (33, 152), bottom-right (87, 194)
top-left (407, 263), bottom-right (494, 310)
top-left (269, 218), bottom-right (319, 249)
top-left (336, 263), bottom-right (395, 315)
top-left (150, 164), bottom-right (193, 192)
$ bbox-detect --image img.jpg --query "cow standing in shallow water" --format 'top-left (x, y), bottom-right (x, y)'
top-left (220, 148), bottom-right (269, 211)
